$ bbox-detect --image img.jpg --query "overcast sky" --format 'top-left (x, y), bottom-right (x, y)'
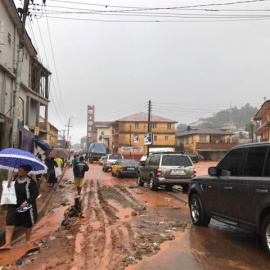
top-left (15, 0), bottom-right (270, 143)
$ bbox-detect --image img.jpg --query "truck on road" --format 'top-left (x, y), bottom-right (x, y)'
top-left (88, 142), bottom-right (108, 163)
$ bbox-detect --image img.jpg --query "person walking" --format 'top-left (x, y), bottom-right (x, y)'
top-left (74, 156), bottom-right (89, 195)
top-left (0, 165), bottom-right (39, 250)
top-left (55, 157), bottom-right (63, 168)
top-left (45, 157), bottom-right (58, 188)
top-left (72, 154), bottom-right (80, 182)
top-left (36, 153), bottom-right (44, 189)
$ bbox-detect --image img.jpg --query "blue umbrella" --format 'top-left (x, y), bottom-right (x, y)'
top-left (0, 148), bottom-right (47, 175)
top-left (35, 139), bottom-right (51, 151)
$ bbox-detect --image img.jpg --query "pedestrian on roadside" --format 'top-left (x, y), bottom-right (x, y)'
top-left (55, 157), bottom-right (63, 168)
top-left (36, 153), bottom-right (44, 189)
top-left (0, 165), bottom-right (39, 250)
top-left (72, 154), bottom-right (80, 182)
top-left (71, 154), bottom-right (79, 168)
top-left (45, 157), bottom-right (58, 189)
top-left (74, 156), bottom-right (89, 195)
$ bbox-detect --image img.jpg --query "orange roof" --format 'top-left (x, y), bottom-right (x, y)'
top-left (115, 112), bottom-right (177, 123)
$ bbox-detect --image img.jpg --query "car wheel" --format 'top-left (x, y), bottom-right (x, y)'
top-left (261, 214), bottom-right (270, 256)
top-left (165, 185), bottom-right (173, 192)
top-left (182, 183), bottom-right (189, 194)
top-left (190, 194), bottom-right (211, 227)
top-left (102, 167), bottom-right (105, 171)
top-left (149, 175), bottom-right (157, 191)
top-left (137, 175), bottom-right (144, 186)
top-left (111, 171), bottom-right (114, 176)
top-left (116, 171), bottom-right (121, 178)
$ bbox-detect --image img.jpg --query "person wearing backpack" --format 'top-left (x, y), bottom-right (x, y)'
top-left (74, 156), bottom-right (89, 195)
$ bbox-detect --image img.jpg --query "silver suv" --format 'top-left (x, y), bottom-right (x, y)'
top-left (102, 153), bottom-right (124, 172)
top-left (138, 152), bottom-right (195, 192)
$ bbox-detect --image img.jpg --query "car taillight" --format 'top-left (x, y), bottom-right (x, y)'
top-left (157, 168), bottom-right (162, 175)
top-left (193, 169), bottom-right (196, 176)
top-left (120, 167), bottom-right (124, 171)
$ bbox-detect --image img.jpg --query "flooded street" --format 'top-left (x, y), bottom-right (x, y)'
top-left (1, 161), bottom-right (270, 269)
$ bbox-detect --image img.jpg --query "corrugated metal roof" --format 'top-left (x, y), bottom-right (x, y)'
top-left (115, 112), bottom-right (177, 123)
top-left (254, 100), bottom-right (270, 120)
top-left (176, 128), bottom-right (233, 137)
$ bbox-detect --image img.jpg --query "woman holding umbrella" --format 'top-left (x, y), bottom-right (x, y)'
top-left (0, 164), bottom-right (39, 250)
top-left (45, 158), bottom-right (58, 188)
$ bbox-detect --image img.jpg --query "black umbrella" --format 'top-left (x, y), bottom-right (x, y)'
top-left (35, 139), bottom-right (51, 151)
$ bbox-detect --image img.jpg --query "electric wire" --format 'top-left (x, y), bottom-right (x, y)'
top-left (32, 15), bottom-right (66, 127)
top-left (45, 0), bottom-right (270, 11)
top-left (28, 0), bottom-right (270, 22)
top-left (44, 4), bottom-right (68, 122)
top-left (96, 102), bottom-right (148, 120)
top-left (31, 8), bottom-right (270, 19)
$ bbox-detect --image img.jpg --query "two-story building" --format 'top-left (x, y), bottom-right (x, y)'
top-left (254, 100), bottom-right (270, 142)
top-left (95, 121), bottom-right (112, 148)
top-left (176, 128), bottom-right (236, 161)
top-left (109, 112), bottom-right (177, 159)
top-left (0, 0), bottom-right (51, 152)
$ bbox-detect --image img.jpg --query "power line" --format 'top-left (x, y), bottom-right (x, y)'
top-left (42, 0), bottom-right (270, 11)
top-left (35, 15), bottom-right (270, 23)
top-left (30, 15), bottom-right (66, 126)
top-left (44, 4), bottom-right (67, 119)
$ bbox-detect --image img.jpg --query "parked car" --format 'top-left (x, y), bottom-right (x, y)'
top-left (102, 153), bottom-right (124, 172)
top-left (138, 152), bottom-right (195, 192)
top-left (98, 156), bottom-right (106, 166)
top-left (188, 142), bottom-right (270, 256)
top-left (111, 159), bottom-right (139, 178)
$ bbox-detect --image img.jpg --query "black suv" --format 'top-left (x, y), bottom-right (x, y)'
top-left (138, 152), bottom-right (195, 192)
top-left (189, 142), bottom-right (270, 256)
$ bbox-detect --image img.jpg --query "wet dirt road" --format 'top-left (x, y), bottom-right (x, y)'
top-left (1, 162), bottom-right (270, 269)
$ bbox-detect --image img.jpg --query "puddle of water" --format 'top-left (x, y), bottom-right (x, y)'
top-left (108, 200), bottom-right (136, 222)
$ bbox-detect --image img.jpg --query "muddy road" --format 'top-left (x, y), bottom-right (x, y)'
top-left (1, 162), bottom-right (270, 269)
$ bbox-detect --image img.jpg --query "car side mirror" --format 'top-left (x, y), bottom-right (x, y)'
top-left (208, 167), bottom-right (217, 176)
top-left (139, 161), bottom-right (145, 166)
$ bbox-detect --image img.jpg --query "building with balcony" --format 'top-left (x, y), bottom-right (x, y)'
top-left (254, 100), bottom-right (270, 142)
top-left (0, 0), bottom-right (51, 152)
top-left (176, 128), bottom-right (236, 161)
top-left (109, 112), bottom-right (177, 160)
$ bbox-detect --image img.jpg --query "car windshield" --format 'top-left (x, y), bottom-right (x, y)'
top-left (161, 155), bottom-right (192, 166)
top-left (122, 160), bottom-right (137, 166)
top-left (109, 154), bottom-right (123, 160)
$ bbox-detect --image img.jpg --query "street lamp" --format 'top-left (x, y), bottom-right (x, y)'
top-left (66, 115), bottom-right (76, 150)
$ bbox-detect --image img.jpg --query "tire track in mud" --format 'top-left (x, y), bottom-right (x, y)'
top-left (74, 179), bottom-right (140, 270)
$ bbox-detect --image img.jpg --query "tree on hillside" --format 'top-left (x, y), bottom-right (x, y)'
top-left (197, 103), bottom-right (257, 128)
top-left (176, 123), bottom-right (187, 131)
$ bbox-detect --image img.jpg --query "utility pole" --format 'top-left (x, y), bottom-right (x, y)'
top-left (11, 0), bottom-right (30, 148)
top-left (129, 124), bottom-right (131, 158)
top-left (66, 118), bottom-right (73, 150)
top-left (66, 115), bottom-right (76, 150)
top-left (147, 100), bottom-right (151, 157)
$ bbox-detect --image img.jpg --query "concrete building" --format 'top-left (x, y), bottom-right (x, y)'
top-left (0, 0), bottom-right (51, 152)
top-left (176, 128), bottom-right (236, 161)
top-left (109, 112), bottom-right (177, 160)
top-left (254, 100), bottom-right (270, 141)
